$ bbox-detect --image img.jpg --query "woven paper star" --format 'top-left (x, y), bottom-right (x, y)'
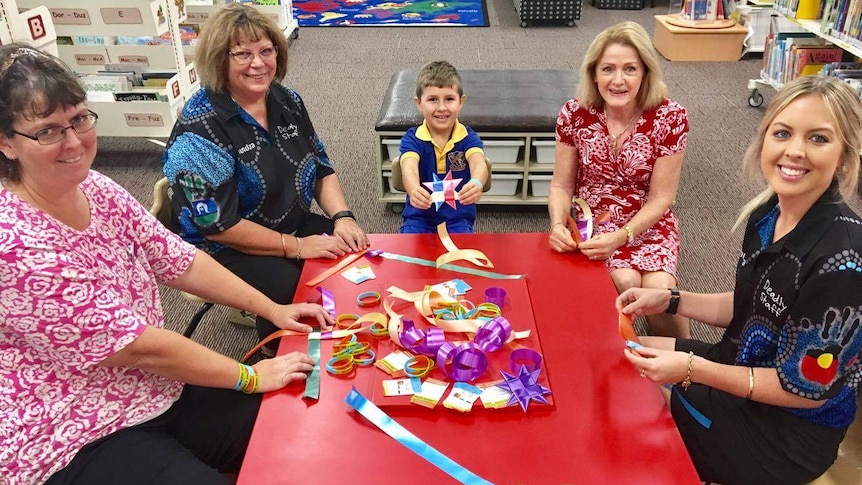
top-left (496, 364), bottom-right (552, 413)
top-left (422, 170), bottom-right (462, 211)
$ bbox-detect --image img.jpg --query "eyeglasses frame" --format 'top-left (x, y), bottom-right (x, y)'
top-left (11, 110), bottom-right (99, 145)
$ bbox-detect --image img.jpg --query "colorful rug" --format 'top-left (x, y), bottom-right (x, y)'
top-left (293, 0), bottom-right (490, 27)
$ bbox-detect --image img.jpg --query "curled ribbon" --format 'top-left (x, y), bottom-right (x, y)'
top-left (399, 319), bottom-right (446, 357)
top-left (433, 316), bottom-right (514, 382)
top-left (317, 286), bottom-right (337, 319)
top-left (566, 198), bottom-right (594, 243)
top-left (436, 342), bottom-right (489, 383)
top-left (434, 222), bottom-right (494, 269)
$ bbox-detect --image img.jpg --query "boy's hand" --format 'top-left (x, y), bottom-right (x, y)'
top-left (409, 186), bottom-right (433, 210)
top-left (458, 179), bottom-right (483, 205)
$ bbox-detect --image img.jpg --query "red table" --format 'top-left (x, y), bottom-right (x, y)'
top-left (238, 233), bottom-right (699, 484)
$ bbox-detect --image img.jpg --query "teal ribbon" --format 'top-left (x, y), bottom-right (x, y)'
top-left (345, 388), bottom-right (493, 485)
top-left (377, 251), bottom-right (524, 280)
top-left (304, 329), bottom-right (322, 400)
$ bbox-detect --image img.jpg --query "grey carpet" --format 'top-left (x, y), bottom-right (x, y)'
top-left (93, 1), bottom-right (776, 358)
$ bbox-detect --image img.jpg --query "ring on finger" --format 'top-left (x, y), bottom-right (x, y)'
top-left (640, 369), bottom-right (646, 378)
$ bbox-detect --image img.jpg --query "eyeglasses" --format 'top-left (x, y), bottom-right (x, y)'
top-left (228, 46), bottom-right (278, 65)
top-left (12, 111), bottom-right (99, 145)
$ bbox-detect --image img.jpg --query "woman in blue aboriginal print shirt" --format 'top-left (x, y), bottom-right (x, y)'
top-left (616, 76), bottom-right (862, 485)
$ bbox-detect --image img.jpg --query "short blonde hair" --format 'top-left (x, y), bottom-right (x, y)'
top-left (194, 3), bottom-right (289, 93)
top-left (576, 21), bottom-right (667, 110)
top-left (735, 76), bottom-right (862, 229)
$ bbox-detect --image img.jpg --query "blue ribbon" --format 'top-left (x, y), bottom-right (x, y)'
top-left (672, 387), bottom-right (712, 429)
top-left (344, 388), bottom-right (493, 485)
top-left (374, 251), bottom-right (524, 280)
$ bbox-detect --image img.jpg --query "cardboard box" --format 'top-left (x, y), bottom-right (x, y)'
top-left (653, 15), bottom-right (747, 61)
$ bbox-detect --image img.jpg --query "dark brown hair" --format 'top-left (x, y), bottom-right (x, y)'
top-left (0, 43), bottom-right (86, 182)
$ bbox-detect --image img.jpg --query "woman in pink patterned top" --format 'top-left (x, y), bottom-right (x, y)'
top-left (0, 44), bottom-right (333, 485)
top-left (548, 22), bottom-right (690, 338)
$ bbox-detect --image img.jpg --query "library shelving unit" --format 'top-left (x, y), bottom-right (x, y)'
top-left (13, 0), bottom-right (199, 138)
top-left (0, 0), bottom-right (59, 54)
top-left (746, 0), bottom-right (862, 107)
top-left (185, 1), bottom-right (298, 42)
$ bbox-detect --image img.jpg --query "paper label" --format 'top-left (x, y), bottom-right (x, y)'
top-left (478, 380), bottom-right (512, 409)
top-left (410, 378), bottom-right (449, 409)
top-left (382, 378), bottom-right (419, 396)
top-left (49, 9), bottom-right (91, 25)
top-left (375, 350), bottom-right (413, 377)
top-left (341, 264), bottom-right (376, 284)
top-left (443, 382), bottom-right (483, 412)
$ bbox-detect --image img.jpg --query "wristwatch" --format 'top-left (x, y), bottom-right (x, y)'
top-left (332, 210), bottom-right (355, 222)
top-left (666, 288), bottom-right (681, 315)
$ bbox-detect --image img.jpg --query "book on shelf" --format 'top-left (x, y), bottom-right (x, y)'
top-left (113, 90), bottom-right (168, 102)
top-left (80, 75), bottom-right (130, 102)
top-left (792, 46), bottom-right (845, 79)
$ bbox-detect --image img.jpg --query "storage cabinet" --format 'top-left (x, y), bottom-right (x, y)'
top-left (15, 0), bottom-right (197, 137)
top-left (374, 69), bottom-right (578, 211)
top-left (375, 132), bottom-right (557, 210)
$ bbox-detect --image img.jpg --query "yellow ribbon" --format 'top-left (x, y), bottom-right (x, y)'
top-left (434, 222), bottom-right (494, 269)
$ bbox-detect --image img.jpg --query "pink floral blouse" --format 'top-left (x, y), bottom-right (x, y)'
top-left (556, 98), bottom-right (689, 275)
top-left (0, 171), bottom-right (196, 484)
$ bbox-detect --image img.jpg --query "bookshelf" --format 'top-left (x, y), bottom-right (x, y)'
top-left (185, 2), bottom-right (298, 41)
top-left (746, 2), bottom-right (861, 107)
top-left (0, 0), bottom-right (59, 55)
top-left (12, 0), bottom-right (197, 137)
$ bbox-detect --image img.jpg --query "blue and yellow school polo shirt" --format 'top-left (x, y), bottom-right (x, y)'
top-left (399, 120), bottom-right (484, 224)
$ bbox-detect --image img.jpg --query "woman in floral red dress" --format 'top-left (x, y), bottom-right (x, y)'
top-left (548, 21), bottom-right (690, 338)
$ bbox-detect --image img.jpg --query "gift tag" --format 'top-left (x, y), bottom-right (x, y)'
top-left (478, 380), bottom-right (513, 409)
top-left (410, 378), bottom-right (449, 409)
top-left (341, 264), bottom-right (376, 284)
top-left (443, 382), bottom-right (483, 412)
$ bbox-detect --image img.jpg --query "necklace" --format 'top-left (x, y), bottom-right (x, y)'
top-left (606, 110), bottom-right (640, 151)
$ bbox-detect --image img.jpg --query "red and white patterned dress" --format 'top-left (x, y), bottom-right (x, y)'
top-left (556, 98), bottom-right (689, 276)
top-left (0, 171), bottom-right (196, 485)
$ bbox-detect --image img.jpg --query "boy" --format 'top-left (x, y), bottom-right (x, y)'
top-left (399, 61), bottom-right (489, 234)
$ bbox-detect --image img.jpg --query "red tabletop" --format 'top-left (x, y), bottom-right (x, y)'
top-left (238, 233), bottom-right (699, 484)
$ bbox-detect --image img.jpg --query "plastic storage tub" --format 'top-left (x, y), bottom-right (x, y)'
top-left (529, 174), bottom-right (553, 197)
